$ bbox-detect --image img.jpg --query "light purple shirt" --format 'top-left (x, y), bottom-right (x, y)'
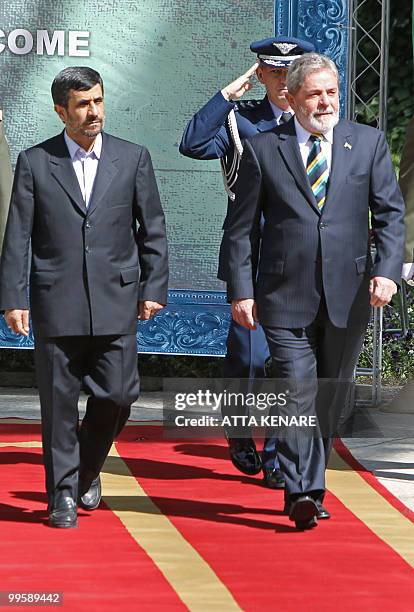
top-left (64, 132), bottom-right (102, 207)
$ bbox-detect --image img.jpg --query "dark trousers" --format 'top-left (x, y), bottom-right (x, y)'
top-left (263, 300), bottom-right (366, 500)
top-left (223, 319), bottom-right (278, 469)
top-left (34, 334), bottom-right (140, 506)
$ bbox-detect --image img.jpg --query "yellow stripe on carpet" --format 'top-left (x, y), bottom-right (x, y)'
top-left (327, 448), bottom-right (414, 568)
top-left (102, 445), bottom-right (241, 611)
top-left (0, 441), bottom-right (42, 447)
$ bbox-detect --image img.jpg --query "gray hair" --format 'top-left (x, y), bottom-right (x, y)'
top-left (286, 53), bottom-right (338, 94)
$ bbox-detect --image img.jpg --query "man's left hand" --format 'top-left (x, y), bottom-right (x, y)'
top-left (369, 276), bottom-right (397, 307)
top-left (138, 300), bottom-right (165, 320)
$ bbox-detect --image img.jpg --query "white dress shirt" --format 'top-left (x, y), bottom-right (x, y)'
top-left (64, 131), bottom-right (102, 207)
top-left (294, 117), bottom-right (333, 171)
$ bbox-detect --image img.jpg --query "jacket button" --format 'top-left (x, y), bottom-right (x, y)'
top-left (85, 246), bottom-right (90, 253)
top-left (320, 222), bottom-right (326, 229)
top-left (85, 221), bottom-right (91, 229)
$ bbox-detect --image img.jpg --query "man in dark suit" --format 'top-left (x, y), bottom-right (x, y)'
top-left (0, 67), bottom-right (168, 528)
top-left (223, 52), bottom-right (405, 529)
top-left (180, 37), bottom-right (314, 488)
top-left (0, 108), bottom-right (12, 251)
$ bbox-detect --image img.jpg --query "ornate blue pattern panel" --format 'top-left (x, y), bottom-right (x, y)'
top-left (274, 0), bottom-right (350, 116)
top-left (138, 290), bottom-right (230, 355)
top-left (0, 290), bottom-right (231, 356)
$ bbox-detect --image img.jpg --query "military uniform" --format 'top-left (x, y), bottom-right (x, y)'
top-left (180, 90), bottom-right (277, 370)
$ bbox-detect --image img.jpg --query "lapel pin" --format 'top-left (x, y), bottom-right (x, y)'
top-left (344, 141), bottom-right (352, 150)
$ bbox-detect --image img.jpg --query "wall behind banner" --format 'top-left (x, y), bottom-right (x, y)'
top-left (0, 0), bottom-right (274, 290)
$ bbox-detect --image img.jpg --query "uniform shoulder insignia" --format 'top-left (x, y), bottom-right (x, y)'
top-left (234, 99), bottom-right (263, 112)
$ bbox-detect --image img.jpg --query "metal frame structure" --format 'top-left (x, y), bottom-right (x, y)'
top-left (348, 0), bottom-right (391, 405)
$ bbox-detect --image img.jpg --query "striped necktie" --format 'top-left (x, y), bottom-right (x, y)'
top-left (306, 133), bottom-right (329, 210)
top-left (280, 111), bottom-right (293, 124)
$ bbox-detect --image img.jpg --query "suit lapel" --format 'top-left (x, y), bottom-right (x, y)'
top-left (278, 121), bottom-right (321, 215)
top-left (87, 132), bottom-right (119, 216)
top-left (49, 132), bottom-right (87, 216)
top-left (322, 121), bottom-right (353, 214)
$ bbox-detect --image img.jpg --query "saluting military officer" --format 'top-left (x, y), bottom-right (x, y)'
top-left (180, 36), bottom-right (314, 488)
top-left (0, 108), bottom-right (13, 252)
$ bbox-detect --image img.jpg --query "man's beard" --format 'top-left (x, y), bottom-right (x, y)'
top-left (69, 116), bottom-right (105, 138)
top-left (299, 106), bottom-right (339, 133)
top-left (82, 117), bottom-right (105, 137)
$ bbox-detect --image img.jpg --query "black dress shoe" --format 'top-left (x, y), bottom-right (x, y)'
top-left (79, 475), bottom-right (102, 511)
top-left (295, 517), bottom-right (318, 530)
top-left (288, 495), bottom-right (319, 530)
top-left (262, 467), bottom-right (285, 489)
top-left (227, 437), bottom-right (262, 475)
top-left (49, 491), bottom-right (77, 529)
top-left (284, 498), bottom-right (330, 520)
top-left (316, 499), bottom-right (331, 519)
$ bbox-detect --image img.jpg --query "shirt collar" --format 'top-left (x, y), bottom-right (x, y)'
top-left (268, 100), bottom-right (294, 122)
top-left (64, 131), bottom-right (102, 160)
top-left (293, 116), bottom-right (334, 145)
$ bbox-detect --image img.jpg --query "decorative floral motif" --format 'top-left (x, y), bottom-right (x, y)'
top-left (299, 0), bottom-right (347, 67)
top-left (138, 309), bottom-right (231, 355)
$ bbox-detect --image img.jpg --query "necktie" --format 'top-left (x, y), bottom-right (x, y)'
top-left (280, 111), bottom-right (293, 124)
top-left (306, 133), bottom-right (329, 210)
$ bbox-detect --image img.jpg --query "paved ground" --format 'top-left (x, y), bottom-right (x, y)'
top-left (1, 386), bottom-right (413, 511)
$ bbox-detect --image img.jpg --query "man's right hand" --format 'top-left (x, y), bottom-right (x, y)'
top-left (221, 62), bottom-right (259, 101)
top-left (231, 299), bottom-right (257, 330)
top-left (5, 309), bottom-right (30, 336)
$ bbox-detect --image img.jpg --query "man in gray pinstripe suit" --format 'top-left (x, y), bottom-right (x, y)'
top-left (222, 53), bottom-right (405, 529)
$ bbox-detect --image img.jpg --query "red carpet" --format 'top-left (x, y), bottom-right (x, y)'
top-left (0, 424), bottom-right (184, 611)
top-left (0, 423), bottom-right (413, 611)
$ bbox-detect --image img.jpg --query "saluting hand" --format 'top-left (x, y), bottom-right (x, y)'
top-left (231, 298), bottom-right (258, 330)
top-left (138, 300), bottom-right (164, 321)
top-left (221, 62), bottom-right (259, 101)
top-left (369, 276), bottom-right (397, 307)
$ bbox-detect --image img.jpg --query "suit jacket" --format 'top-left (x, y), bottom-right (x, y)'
top-left (223, 118), bottom-right (405, 329)
top-left (0, 113), bottom-right (12, 252)
top-left (0, 131), bottom-right (169, 337)
top-left (399, 116), bottom-right (414, 262)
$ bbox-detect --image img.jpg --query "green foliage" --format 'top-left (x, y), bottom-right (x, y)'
top-left (358, 286), bottom-right (414, 383)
